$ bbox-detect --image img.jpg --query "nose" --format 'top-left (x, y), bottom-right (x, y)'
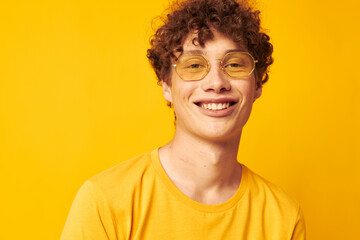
top-left (200, 63), bottom-right (231, 93)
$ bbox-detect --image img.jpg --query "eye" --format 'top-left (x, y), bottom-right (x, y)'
top-left (221, 53), bottom-right (255, 77)
top-left (188, 64), bottom-right (202, 69)
top-left (224, 62), bottom-right (246, 71)
top-left (180, 58), bottom-right (207, 72)
top-left (226, 63), bottom-right (241, 68)
top-left (223, 57), bottom-right (249, 72)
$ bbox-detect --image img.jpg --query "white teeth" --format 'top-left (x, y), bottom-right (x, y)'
top-left (201, 102), bottom-right (232, 110)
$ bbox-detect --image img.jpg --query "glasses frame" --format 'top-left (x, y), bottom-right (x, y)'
top-left (172, 51), bottom-right (258, 81)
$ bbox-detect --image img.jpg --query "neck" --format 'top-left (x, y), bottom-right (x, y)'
top-left (159, 129), bottom-right (242, 204)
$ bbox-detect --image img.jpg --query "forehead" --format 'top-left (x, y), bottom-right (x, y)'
top-left (181, 30), bottom-right (247, 56)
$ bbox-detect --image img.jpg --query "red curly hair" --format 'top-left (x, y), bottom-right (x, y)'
top-left (147, 0), bottom-right (273, 86)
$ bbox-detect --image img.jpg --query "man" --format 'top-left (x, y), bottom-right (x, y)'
top-left (61, 0), bottom-right (306, 239)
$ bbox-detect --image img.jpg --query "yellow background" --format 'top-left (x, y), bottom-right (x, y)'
top-left (0, 0), bottom-right (359, 239)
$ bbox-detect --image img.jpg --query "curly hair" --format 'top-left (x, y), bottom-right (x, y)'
top-left (147, 0), bottom-right (273, 86)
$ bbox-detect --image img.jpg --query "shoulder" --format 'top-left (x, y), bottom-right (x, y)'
top-left (242, 165), bottom-right (305, 238)
top-left (243, 165), bottom-right (301, 216)
top-left (61, 151), bottom-right (156, 240)
top-left (86, 149), bottom-right (156, 200)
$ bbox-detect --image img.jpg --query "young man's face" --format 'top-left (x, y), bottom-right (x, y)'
top-left (162, 30), bottom-right (262, 142)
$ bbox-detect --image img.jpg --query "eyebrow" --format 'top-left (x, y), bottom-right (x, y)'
top-left (181, 49), bottom-right (247, 57)
top-left (182, 50), bottom-right (206, 55)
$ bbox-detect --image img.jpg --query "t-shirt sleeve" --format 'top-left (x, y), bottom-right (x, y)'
top-left (60, 180), bottom-right (115, 240)
top-left (291, 206), bottom-right (306, 240)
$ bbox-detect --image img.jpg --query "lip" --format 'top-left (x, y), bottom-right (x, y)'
top-left (193, 97), bottom-right (239, 117)
top-left (194, 97), bottom-right (238, 104)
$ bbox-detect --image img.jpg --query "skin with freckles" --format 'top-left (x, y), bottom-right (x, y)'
top-left (159, 30), bottom-right (262, 205)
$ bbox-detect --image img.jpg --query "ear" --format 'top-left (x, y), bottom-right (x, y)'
top-left (254, 81), bottom-right (262, 102)
top-left (162, 81), bottom-right (173, 103)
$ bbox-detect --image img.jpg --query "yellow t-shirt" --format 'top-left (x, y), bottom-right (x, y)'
top-left (61, 149), bottom-right (305, 240)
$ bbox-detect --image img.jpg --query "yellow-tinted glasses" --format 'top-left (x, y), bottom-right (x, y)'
top-left (172, 51), bottom-right (257, 81)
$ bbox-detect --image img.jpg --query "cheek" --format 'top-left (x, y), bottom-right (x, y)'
top-left (171, 78), bottom-right (198, 102)
top-left (235, 79), bottom-right (256, 100)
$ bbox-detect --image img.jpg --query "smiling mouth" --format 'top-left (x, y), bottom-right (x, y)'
top-left (195, 102), bottom-right (237, 110)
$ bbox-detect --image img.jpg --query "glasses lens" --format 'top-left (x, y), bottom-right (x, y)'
top-left (222, 52), bottom-right (255, 78)
top-left (175, 55), bottom-right (208, 81)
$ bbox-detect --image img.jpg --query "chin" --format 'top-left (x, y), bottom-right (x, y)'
top-left (196, 124), bottom-right (244, 142)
